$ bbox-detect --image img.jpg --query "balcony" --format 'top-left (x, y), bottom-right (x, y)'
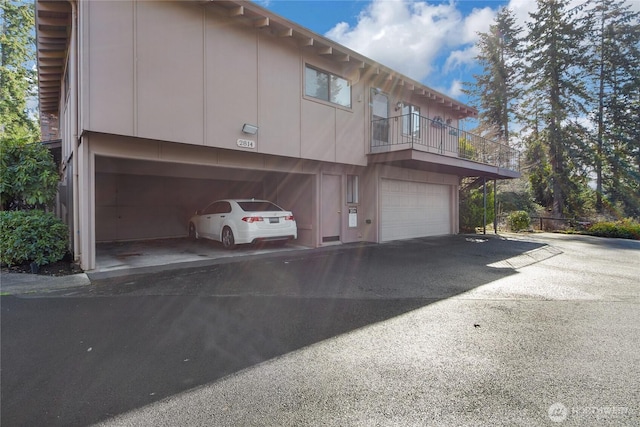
top-left (370, 114), bottom-right (520, 179)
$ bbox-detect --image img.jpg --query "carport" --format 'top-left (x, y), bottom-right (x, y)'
top-left (94, 155), bottom-right (315, 271)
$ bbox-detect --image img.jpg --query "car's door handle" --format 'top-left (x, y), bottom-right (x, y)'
top-left (220, 215), bottom-right (225, 218)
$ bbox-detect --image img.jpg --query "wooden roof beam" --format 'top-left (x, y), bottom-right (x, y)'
top-left (254, 17), bottom-right (269, 28)
top-left (37, 50), bottom-right (66, 59)
top-left (37, 16), bottom-right (69, 27)
top-left (278, 27), bottom-right (293, 37)
top-left (36, 1), bottom-right (71, 13)
top-left (37, 29), bottom-right (68, 39)
top-left (299, 37), bottom-right (314, 47)
top-left (228, 5), bottom-right (244, 17)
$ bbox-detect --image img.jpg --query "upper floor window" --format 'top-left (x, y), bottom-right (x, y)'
top-left (305, 65), bottom-right (351, 108)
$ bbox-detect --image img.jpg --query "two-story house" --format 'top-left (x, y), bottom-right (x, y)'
top-left (35, 0), bottom-right (519, 271)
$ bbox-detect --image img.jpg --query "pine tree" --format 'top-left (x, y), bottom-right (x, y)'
top-left (465, 7), bottom-right (522, 145)
top-left (584, 0), bottom-right (640, 216)
top-left (0, 0), bottom-right (39, 139)
top-left (522, 0), bottom-right (590, 217)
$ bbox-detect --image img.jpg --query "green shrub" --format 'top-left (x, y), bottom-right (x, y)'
top-left (458, 138), bottom-right (477, 160)
top-left (1, 137), bottom-right (59, 210)
top-left (0, 210), bottom-right (69, 266)
top-left (507, 210), bottom-right (530, 232)
top-left (459, 183), bottom-right (495, 232)
top-left (587, 219), bottom-right (640, 240)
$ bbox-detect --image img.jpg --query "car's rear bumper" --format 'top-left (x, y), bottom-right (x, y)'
top-left (250, 235), bottom-right (296, 244)
top-left (234, 225), bottom-right (298, 245)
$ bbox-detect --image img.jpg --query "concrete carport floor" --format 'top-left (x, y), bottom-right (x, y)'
top-left (93, 238), bottom-right (310, 280)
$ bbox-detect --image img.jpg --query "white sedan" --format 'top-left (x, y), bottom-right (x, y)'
top-left (188, 199), bottom-right (297, 249)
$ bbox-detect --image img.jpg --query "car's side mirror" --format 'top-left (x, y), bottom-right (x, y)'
top-left (195, 209), bottom-right (201, 215)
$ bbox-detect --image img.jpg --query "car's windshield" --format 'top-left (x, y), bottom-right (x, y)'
top-left (237, 201), bottom-right (283, 212)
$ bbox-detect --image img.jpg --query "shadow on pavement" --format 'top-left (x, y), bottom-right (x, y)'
top-left (1, 235), bottom-right (549, 426)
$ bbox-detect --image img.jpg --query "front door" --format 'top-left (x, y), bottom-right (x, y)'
top-left (321, 174), bottom-right (341, 243)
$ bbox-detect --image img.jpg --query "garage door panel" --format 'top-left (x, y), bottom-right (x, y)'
top-left (381, 179), bottom-right (451, 242)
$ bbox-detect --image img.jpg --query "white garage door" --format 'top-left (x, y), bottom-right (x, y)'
top-left (380, 179), bottom-right (452, 242)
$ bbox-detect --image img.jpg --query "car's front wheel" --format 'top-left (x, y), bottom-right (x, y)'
top-left (188, 223), bottom-right (197, 239)
top-left (221, 226), bottom-right (236, 249)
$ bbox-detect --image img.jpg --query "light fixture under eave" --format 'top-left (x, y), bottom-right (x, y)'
top-left (242, 123), bottom-right (258, 135)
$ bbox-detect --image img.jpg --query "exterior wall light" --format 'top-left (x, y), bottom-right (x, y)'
top-left (242, 123), bottom-right (258, 135)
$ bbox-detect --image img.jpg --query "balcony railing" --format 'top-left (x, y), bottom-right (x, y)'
top-left (371, 114), bottom-right (520, 172)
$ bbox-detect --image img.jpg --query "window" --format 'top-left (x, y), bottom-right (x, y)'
top-left (203, 203), bottom-right (217, 215)
top-left (371, 90), bottom-right (389, 145)
top-left (237, 201), bottom-right (283, 212)
top-left (305, 65), bottom-right (351, 108)
top-left (204, 201), bottom-right (231, 215)
top-left (402, 104), bottom-right (420, 137)
top-left (347, 175), bottom-right (359, 204)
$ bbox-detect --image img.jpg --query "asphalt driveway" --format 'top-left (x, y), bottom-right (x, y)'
top-left (93, 237), bottom-right (311, 279)
top-left (1, 233), bottom-right (639, 426)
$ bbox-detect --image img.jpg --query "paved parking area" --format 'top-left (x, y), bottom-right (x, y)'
top-left (2, 233), bottom-right (638, 426)
top-left (94, 238), bottom-right (312, 279)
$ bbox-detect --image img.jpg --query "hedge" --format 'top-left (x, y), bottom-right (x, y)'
top-left (587, 219), bottom-right (640, 240)
top-left (0, 210), bottom-right (69, 266)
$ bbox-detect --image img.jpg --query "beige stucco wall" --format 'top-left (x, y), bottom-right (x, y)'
top-left (66, 0), bottom-right (470, 270)
top-left (83, 0), bottom-right (368, 166)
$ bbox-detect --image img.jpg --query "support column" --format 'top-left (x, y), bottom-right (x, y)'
top-left (77, 136), bottom-right (95, 271)
top-left (493, 179), bottom-right (498, 234)
top-left (483, 177), bottom-right (487, 235)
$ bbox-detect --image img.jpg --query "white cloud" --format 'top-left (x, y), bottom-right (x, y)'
top-left (324, 0), bottom-right (502, 84)
top-left (460, 5), bottom-right (496, 44)
top-left (323, 0), bottom-right (639, 96)
top-left (326, 0), bottom-right (485, 82)
top-left (448, 79), bottom-right (464, 97)
top-left (444, 45), bottom-right (478, 72)
top-left (506, 0), bottom-right (537, 27)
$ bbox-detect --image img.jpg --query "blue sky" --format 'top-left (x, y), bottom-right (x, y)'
top-left (258, 0), bottom-right (640, 108)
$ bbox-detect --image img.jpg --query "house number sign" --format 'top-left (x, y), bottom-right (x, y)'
top-left (237, 139), bottom-right (256, 149)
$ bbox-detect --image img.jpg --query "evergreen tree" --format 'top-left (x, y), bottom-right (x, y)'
top-left (522, 0), bottom-right (590, 217)
top-left (465, 7), bottom-right (522, 145)
top-left (0, 0), bottom-right (39, 140)
top-left (584, 0), bottom-right (640, 216)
